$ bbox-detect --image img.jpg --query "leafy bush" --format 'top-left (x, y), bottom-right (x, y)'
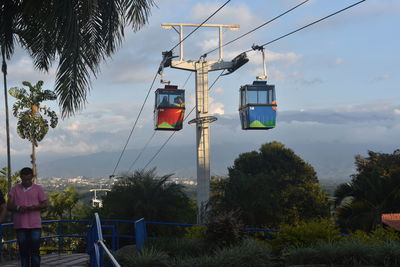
top-left (284, 240), bottom-right (400, 266)
top-left (347, 225), bottom-right (400, 243)
top-left (115, 246), bottom-right (170, 267)
top-left (184, 225), bottom-right (206, 241)
top-left (144, 237), bottom-right (209, 259)
top-left (271, 218), bottom-right (341, 254)
top-left (205, 210), bottom-right (245, 247)
top-left (284, 240), bottom-right (376, 265)
top-left (175, 238), bottom-right (272, 267)
top-left (372, 241), bottom-right (400, 266)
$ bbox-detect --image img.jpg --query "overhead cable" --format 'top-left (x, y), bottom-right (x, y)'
top-left (111, 0), bottom-right (232, 177)
top-left (127, 131), bottom-right (157, 172)
top-left (110, 72), bottom-right (159, 177)
top-left (127, 71), bottom-right (193, 172)
top-left (169, 0), bottom-right (232, 52)
top-left (244, 0), bottom-right (366, 53)
top-left (203, 0), bottom-right (310, 56)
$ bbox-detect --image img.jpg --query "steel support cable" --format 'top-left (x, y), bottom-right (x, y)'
top-left (182, 72), bottom-right (193, 88)
top-left (110, 71), bottom-right (159, 177)
top-left (140, 1), bottom-right (367, 172)
top-left (112, 1), bottom-right (232, 177)
top-left (127, 130), bottom-right (157, 172)
top-left (244, 0), bottom-right (366, 53)
top-left (169, 0), bottom-right (232, 52)
top-left (143, 70), bottom-right (225, 169)
top-left (203, 0), bottom-right (310, 56)
top-left (127, 71), bottom-right (193, 172)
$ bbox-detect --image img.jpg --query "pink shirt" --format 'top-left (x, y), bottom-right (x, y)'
top-left (10, 184), bottom-right (47, 229)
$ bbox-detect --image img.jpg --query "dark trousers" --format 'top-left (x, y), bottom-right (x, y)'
top-left (16, 228), bottom-right (41, 267)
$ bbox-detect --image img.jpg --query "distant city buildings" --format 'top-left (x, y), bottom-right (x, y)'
top-left (39, 176), bottom-right (197, 207)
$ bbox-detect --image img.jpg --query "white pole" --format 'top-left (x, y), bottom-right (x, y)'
top-left (195, 61), bottom-right (211, 223)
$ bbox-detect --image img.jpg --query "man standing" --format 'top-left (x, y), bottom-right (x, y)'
top-left (8, 167), bottom-right (48, 267)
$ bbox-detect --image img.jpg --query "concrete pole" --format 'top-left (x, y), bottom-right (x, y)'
top-left (195, 61), bottom-right (210, 223)
top-left (2, 47), bottom-right (12, 193)
top-left (164, 23), bottom-right (240, 223)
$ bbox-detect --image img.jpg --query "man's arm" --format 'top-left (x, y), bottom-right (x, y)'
top-left (28, 200), bottom-right (48, 211)
top-left (7, 194), bottom-right (17, 212)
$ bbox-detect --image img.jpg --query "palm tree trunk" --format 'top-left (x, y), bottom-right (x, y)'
top-left (1, 47), bottom-right (12, 193)
top-left (31, 142), bottom-right (37, 184)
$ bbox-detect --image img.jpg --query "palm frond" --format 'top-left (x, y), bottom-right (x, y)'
top-left (122, 0), bottom-right (155, 30)
top-left (334, 182), bottom-right (353, 206)
top-left (0, 0), bottom-right (19, 59)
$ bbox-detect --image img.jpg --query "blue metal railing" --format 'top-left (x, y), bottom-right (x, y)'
top-left (0, 219), bottom-right (90, 260)
top-left (87, 213), bottom-right (121, 267)
top-left (0, 217), bottom-right (137, 264)
top-left (1, 216), bottom-right (281, 265)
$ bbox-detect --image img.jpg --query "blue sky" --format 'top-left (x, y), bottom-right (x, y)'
top-left (1, 0), bottom-right (399, 177)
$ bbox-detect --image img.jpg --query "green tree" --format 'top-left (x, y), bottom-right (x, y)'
top-left (334, 150), bottom-right (400, 231)
top-left (212, 142), bottom-right (329, 227)
top-left (102, 169), bottom-right (195, 223)
top-left (9, 80), bottom-right (58, 182)
top-left (47, 186), bottom-right (79, 219)
top-left (1, 0), bottom-right (155, 117)
top-left (0, 167), bottom-right (19, 194)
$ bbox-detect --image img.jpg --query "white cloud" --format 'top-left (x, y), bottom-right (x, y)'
top-left (214, 87), bottom-right (224, 95)
top-left (209, 97), bottom-right (225, 115)
top-left (394, 109), bottom-right (400, 115)
top-left (65, 121), bottom-right (82, 132)
top-left (248, 49), bottom-right (302, 65)
top-left (109, 63), bottom-right (155, 84)
top-left (335, 58), bottom-right (344, 65)
top-left (200, 38), bottom-right (219, 52)
top-left (373, 74), bottom-right (391, 82)
top-left (7, 54), bottom-right (56, 86)
top-left (190, 3), bottom-right (256, 27)
top-left (291, 71), bottom-right (323, 86)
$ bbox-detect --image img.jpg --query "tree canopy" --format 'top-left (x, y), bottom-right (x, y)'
top-left (102, 169), bottom-right (195, 223)
top-left (9, 80), bottom-right (58, 181)
top-left (47, 186), bottom-right (79, 219)
top-left (0, 167), bottom-right (19, 194)
top-left (334, 150), bottom-right (400, 231)
top-left (1, 0), bottom-right (155, 117)
top-left (212, 142), bottom-right (329, 227)
top-left (9, 80), bottom-right (58, 145)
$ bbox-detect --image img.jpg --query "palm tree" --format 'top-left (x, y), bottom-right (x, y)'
top-left (102, 169), bottom-right (196, 223)
top-left (9, 80), bottom-right (58, 183)
top-left (334, 150), bottom-right (400, 231)
top-left (1, 0), bottom-right (155, 190)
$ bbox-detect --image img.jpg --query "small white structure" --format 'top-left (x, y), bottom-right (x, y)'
top-left (90, 189), bottom-right (111, 208)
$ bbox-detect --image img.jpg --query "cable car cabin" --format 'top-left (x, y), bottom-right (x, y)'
top-left (239, 81), bottom-right (277, 130)
top-left (154, 85), bottom-right (185, 131)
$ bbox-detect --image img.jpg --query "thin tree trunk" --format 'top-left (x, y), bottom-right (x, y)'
top-left (1, 47), bottom-right (12, 193)
top-left (31, 142), bottom-right (37, 184)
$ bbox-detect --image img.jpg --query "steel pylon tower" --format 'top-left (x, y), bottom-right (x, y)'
top-left (162, 23), bottom-right (239, 223)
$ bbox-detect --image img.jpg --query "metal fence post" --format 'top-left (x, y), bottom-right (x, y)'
top-left (58, 221), bottom-right (63, 253)
top-left (114, 223), bottom-right (119, 250)
top-left (134, 218), bottom-right (147, 252)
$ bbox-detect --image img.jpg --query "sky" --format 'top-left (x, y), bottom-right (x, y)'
top-left (0, 0), bottom-right (399, 178)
